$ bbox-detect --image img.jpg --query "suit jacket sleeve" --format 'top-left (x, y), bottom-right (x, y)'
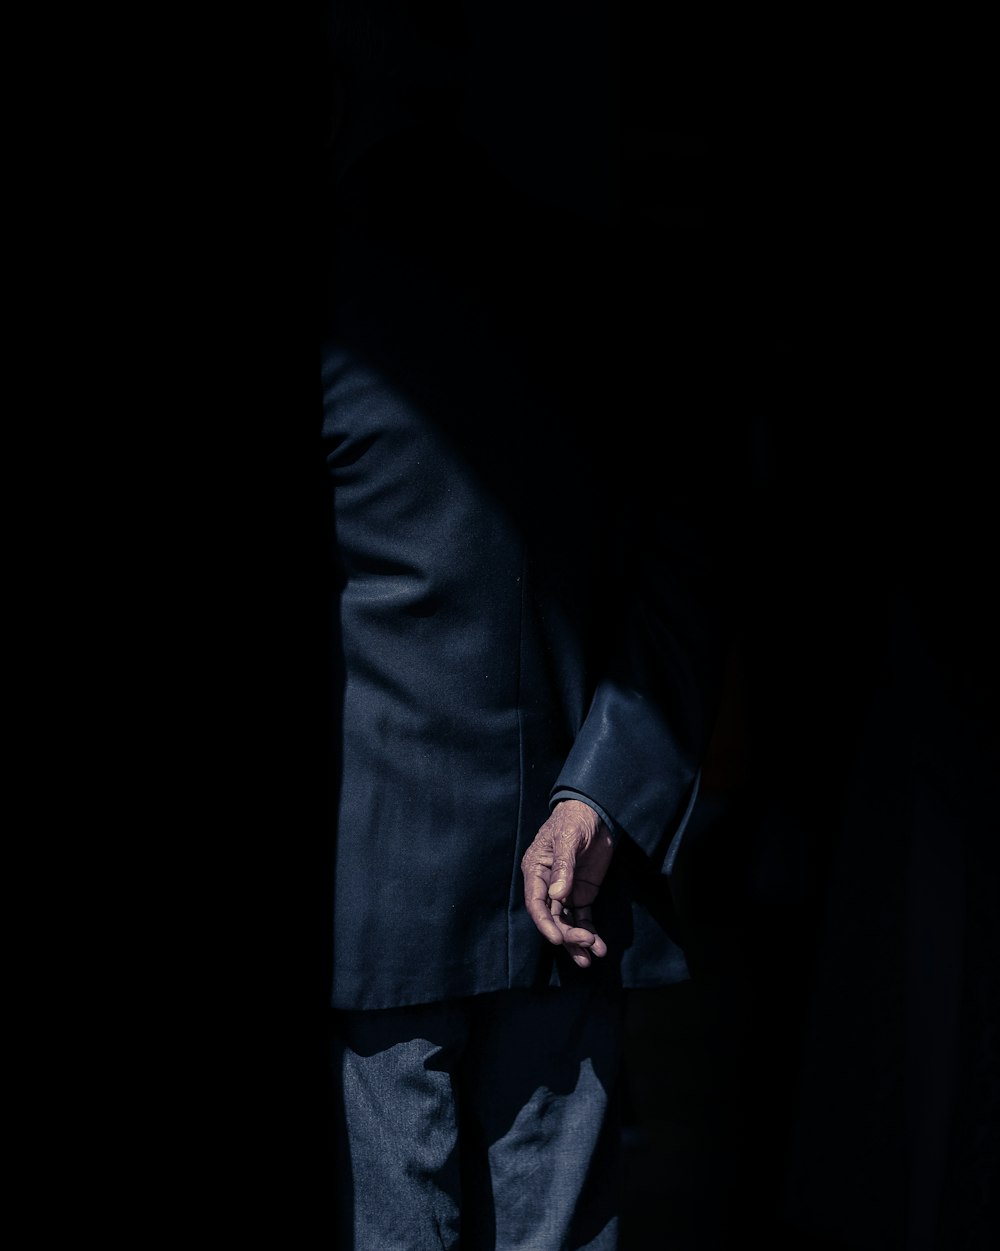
top-left (551, 272), bottom-right (743, 866)
top-left (554, 506), bottom-right (731, 864)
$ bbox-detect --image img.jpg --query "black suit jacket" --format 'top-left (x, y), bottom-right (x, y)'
top-left (321, 123), bottom-right (737, 1009)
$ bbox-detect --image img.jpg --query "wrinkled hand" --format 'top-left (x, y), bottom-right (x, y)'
top-left (521, 799), bottom-right (614, 967)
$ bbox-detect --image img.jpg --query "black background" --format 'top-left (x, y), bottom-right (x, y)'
top-left (62, 6), bottom-right (991, 1247)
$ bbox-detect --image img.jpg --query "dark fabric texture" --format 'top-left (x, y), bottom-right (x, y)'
top-left (333, 986), bottom-right (625, 1250)
top-left (321, 121), bottom-right (741, 1010)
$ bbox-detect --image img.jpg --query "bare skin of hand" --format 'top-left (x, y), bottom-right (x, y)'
top-left (521, 799), bottom-right (614, 968)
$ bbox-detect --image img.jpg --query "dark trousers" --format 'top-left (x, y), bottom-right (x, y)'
top-left (333, 985), bottom-right (625, 1251)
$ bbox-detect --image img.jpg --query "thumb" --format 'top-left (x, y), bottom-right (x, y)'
top-left (549, 853), bottom-right (575, 901)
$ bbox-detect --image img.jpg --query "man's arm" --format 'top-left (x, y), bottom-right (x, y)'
top-left (521, 481), bottom-right (738, 957)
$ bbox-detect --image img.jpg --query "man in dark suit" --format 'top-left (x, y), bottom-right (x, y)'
top-left (321, 3), bottom-right (741, 1246)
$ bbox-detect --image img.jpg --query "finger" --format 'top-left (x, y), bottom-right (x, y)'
top-left (553, 908), bottom-right (607, 962)
top-left (523, 862), bottom-right (551, 903)
top-left (558, 902), bottom-right (595, 930)
top-left (528, 904), bottom-right (608, 954)
top-left (548, 854), bottom-right (575, 901)
top-left (573, 931), bottom-right (608, 960)
top-left (563, 932), bottom-right (608, 967)
top-left (524, 872), bottom-right (567, 945)
top-left (522, 841), bottom-right (570, 945)
top-left (527, 900), bottom-right (564, 944)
